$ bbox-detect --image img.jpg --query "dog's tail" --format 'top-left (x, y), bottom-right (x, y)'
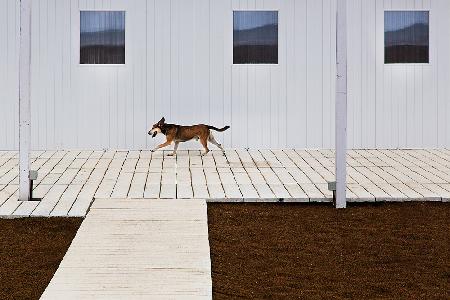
top-left (208, 125), bottom-right (230, 132)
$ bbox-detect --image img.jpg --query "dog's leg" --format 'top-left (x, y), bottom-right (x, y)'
top-left (208, 132), bottom-right (225, 153)
top-left (151, 140), bottom-right (172, 152)
top-left (200, 137), bottom-right (209, 156)
top-left (168, 141), bottom-right (179, 156)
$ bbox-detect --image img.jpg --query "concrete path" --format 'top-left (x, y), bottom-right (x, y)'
top-left (41, 198), bottom-right (212, 300)
top-left (1, 149), bottom-right (450, 217)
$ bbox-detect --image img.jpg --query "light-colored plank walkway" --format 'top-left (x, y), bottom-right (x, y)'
top-left (41, 198), bottom-right (212, 300)
top-left (1, 149), bottom-right (450, 217)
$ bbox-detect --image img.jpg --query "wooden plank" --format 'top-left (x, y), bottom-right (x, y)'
top-left (0, 189), bottom-right (19, 215)
top-left (253, 183), bottom-right (275, 199)
top-left (41, 199), bottom-right (212, 299)
top-left (347, 184), bottom-right (375, 202)
top-left (377, 183), bottom-right (407, 201)
top-left (206, 184), bottom-right (225, 199)
top-left (177, 184), bottom-right (194, 199)
top-left (51, 184), bottom-right (83, 216)
top-left (301, 183), bottom-right (325, 202)
top-left (68, 184), bottom-right (97, 217)
top-left (32, 184), bottom-right (68, 216)
top-left (111, 172), bottom-right (133, 198)
top-left (160, 184), bottom-right (176, 199)
top-left (284, 184), bottom-right (308, 201)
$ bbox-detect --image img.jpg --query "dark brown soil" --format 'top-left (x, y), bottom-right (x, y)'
top-left (208, 202), bottom-right (450, 300)
top-left (0, 218), bottom-right (82, 300)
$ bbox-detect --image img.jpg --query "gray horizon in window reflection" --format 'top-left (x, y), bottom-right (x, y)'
top-left (80, 11), bottom-right (125, 64)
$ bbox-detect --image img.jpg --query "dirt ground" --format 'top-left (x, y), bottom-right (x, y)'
top-left (0, 218), bottom-right (82, 300)
top-left (208, 202), bottom-right (450, 300)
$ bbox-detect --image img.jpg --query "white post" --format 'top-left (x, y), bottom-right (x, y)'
top-left (335, 0), bottom-right (347, 208)
top-left (19, 0), bottom-right (32, 201)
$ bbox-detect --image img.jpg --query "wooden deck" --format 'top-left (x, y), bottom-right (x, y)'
top-left (41, 198), bottom-right (212, 299)
top-left (1, 149), bottom-right (450, 217)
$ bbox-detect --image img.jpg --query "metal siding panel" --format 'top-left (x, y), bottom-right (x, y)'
top-left (133, 0), bottom-right (147, 149)
top-left (294, 0), bottom-right (308, 149)
top-left (375, 0), bottom-right (385, 147)
top-left (3, 0), bottom-right (449, 150)
top-left (54, 0), bottom-right (64, 149)
top-left (322, 0), bottom-right (332, 149)
top-left (38, 0), bottom-right (48, 149)
top-left (145, 0), bottom-right (156, 150)
top-left (209, 0), bottom-right (227, 147)
top-left (349, 0), bottom-right (362, 148)
top-left (47, 0), bottom-right (56, 148)
top-left (0, 1), bottom-right (7, 149)
top-left (330, 0), bottom-right (337, 149)
top-left (6, 0), bottom-right (18, 149)
top-left (195, 0), bottom-right (210, 125)
top-left (286, 0), bottom-right (297, 148)
top-left (437, 0), bottom-right (450, 147)
top-left (223, 1), bottom-right (232, 148)
top-left (306, 0), bottom-right (323, 148)
top-left (170, 0), bottom-right (180, 127)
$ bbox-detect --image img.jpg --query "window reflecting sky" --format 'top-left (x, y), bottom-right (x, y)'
top-left (233, 11), bottom-right (278, 30)
top-left (385, 11), bottom-right (428, 32)
top-left (80, 11), bottom-right (125, 33)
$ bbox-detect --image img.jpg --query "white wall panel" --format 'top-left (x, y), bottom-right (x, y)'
top-left (0, 0), bottom-right (19, 150)
top-left (1, 0), bottom-right (450, 150)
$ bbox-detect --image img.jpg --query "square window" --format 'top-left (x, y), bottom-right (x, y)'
top-left (80, 11), bottom-right (125, 64)
top-left (384, 11), bottom-right (429, 64)
top-left (233, 11), bottom-right (278, 64)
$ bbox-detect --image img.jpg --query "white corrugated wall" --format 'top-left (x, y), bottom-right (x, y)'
top-left (0, 0), bottom-right (449, 150)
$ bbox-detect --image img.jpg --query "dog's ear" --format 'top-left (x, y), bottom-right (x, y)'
top-left (159, 117), bottom-right (165, 124)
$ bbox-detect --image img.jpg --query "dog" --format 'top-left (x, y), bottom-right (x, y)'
top-left (148, 117), bottom-right (230, 156)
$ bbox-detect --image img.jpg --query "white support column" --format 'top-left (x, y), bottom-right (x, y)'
top-left (19, 0), bottom-right (32, 201)
top-left (335, 0), bottom-right (347, 208)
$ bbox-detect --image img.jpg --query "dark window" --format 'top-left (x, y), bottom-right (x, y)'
top-left (233, 11), bottom-right (278, 64)
top-left (384, 11), bottom-right (429, 64)
top-left (80, 11), bottom-right (125, 64)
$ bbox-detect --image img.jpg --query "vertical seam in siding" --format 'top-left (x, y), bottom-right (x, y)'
top-left (6, 0), bottom-right (9, 148)
top-left (53, 0), bottom-right (57, 148)
top-left (45, 0), bottom-right (48, 148)
top-left (209, 0), bottom-right (211, 124)
top-left (321, 0), bottom-right (325, 148)
top-left (230, 1), bottom-right (233, 147)
top-left (145, 0), bottom-right (148, 149)
top-left (153, 0), bottom-right (156, 132)
top-left (435, 3), bottom-right (439, 146)
top-left (305, 0), bottom-right (308, 147)
top-left (285, 2), bottom-right (288, 148)
top-left (169, 0), bottom-right (172, 120)
top-left (374, 0), bottom-right (377, 146)
top-left (361, 0), bottom-right (363, 147)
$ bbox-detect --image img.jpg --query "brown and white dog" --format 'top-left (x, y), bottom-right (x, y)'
top-left (148, 117), bottom-right (229, 156)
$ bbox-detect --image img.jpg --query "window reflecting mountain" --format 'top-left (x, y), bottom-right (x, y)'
top-left (80, 11), bottom-right (125, 64)
top-left (384, 11), bottom-right (429, 64)
top-left (233, 11), bottom-right (278, 64)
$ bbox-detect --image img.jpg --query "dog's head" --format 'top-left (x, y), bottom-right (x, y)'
top-left (148, 117), bottom-right (165, 138)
